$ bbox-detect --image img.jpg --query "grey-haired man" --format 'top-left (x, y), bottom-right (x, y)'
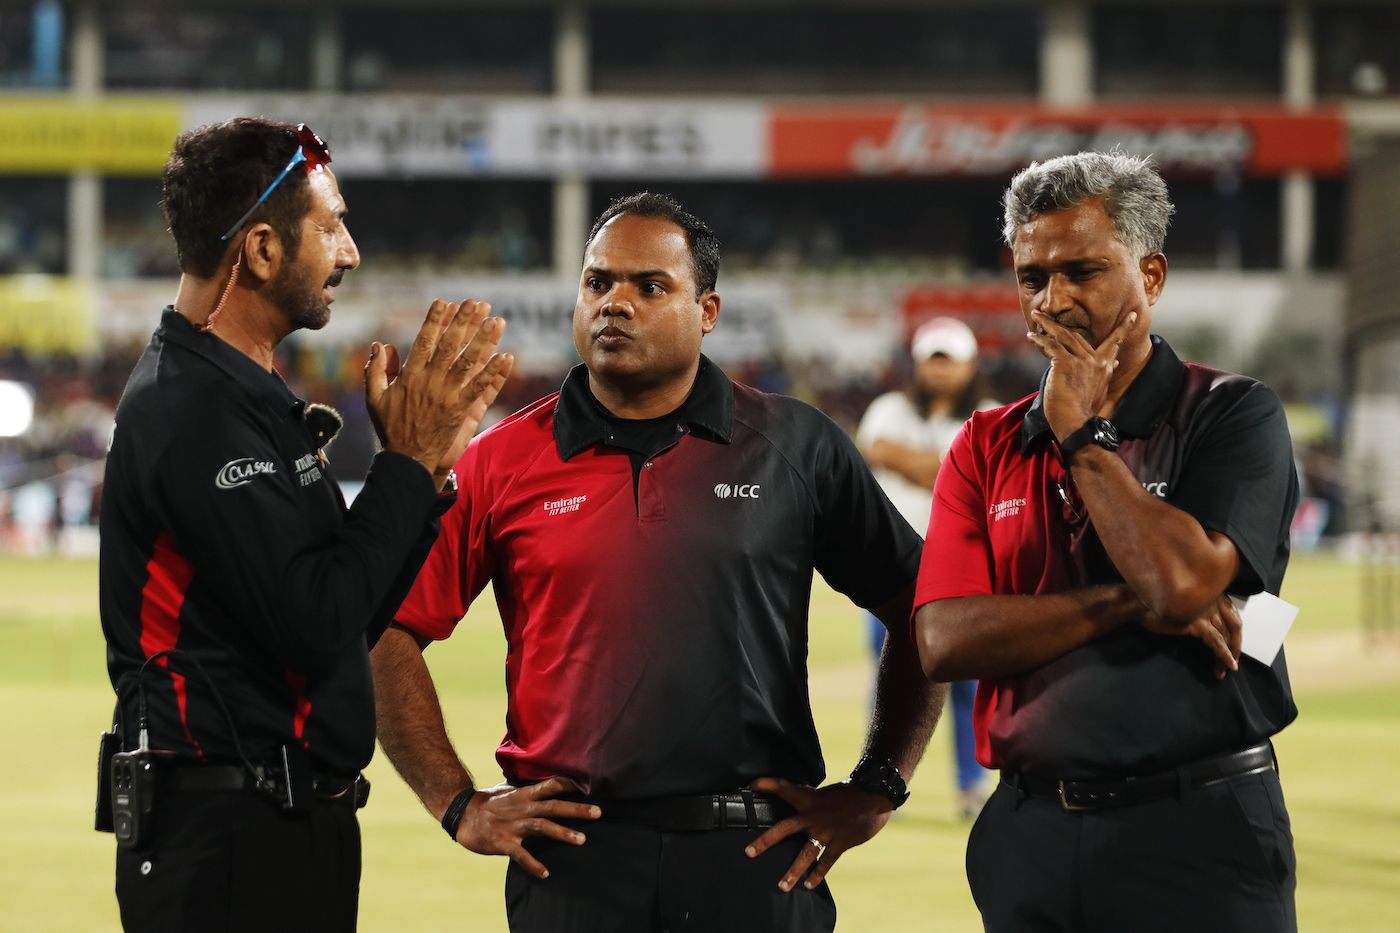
top-left (913, 151), bottom-right (1299, 932)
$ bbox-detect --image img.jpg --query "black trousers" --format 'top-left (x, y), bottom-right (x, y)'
top-left (966, 768), bottom-right (1297, 933)
top-left (114, 787), bottom-right (360, 933)
top-left (506, 818), bottom-right (837, 933)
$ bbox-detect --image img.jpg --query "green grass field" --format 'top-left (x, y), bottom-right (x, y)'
top-left (2, 553), bottom-right (1398, 931)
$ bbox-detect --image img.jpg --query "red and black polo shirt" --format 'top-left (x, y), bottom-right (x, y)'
top-left (100, 307), bottom-right (445, 775)
top-left (395, 355), bottom-right (922, 798)
top-left (915, 336), bottom-right (1299, 777)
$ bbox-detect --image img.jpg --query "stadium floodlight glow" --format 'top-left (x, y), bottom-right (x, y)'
top-left (0, 380), bottom-right (35, 437)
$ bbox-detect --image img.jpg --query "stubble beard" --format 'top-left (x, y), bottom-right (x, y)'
top-left (266, 260), bottom-right (330, 332)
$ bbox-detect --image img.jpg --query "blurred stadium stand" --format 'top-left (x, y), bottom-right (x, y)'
top-left (0, 0), bottom-right (1395, 554)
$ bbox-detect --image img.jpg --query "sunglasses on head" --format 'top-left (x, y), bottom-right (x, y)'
top-left (220, 124), bottom-right (332, 242)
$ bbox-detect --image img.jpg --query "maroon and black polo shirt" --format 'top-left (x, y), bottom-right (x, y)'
top-left (100, 307), bottom-right (446, 775)
top-left (395, 355), bottom-right (922, 798)
top-left (915, 336), bottom-right (1299, 778)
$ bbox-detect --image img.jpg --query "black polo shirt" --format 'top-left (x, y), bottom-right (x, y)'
top-left (395, 355), bottom-right (922, 798)
top-left (100, 307), bottom-right (445, 775)
top-left (915, 336), bottom-right (1299, 777)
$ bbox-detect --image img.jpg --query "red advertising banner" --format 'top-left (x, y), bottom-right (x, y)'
top-left (770, 104), bottom-right (1347, 178)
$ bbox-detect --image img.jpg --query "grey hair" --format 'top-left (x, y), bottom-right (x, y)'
top-left (1001, 150), bottom-right (1175, 258)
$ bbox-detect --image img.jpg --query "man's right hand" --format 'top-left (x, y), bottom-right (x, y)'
top-left (453, 777), bottom-right (602, 879)
top-left (364, 298), bottom-right (514, 490)
top-left (1141, 592), bottom-right (1242, 679)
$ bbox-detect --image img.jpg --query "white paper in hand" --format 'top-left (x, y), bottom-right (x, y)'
top-left (1228, 592), bottom-right (1299, 666)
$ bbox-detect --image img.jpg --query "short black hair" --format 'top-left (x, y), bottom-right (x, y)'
top-left (585, 192), bottom-right (720, 297)
top-left (161, 118), bottom-right (312, 278)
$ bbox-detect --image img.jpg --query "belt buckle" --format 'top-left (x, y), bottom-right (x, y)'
top-left (1057, 780), bottom-right (1092, 812)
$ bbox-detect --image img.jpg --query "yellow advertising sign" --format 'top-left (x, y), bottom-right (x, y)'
top-left (0, 97), bottom-right (182, 175)
top-left (0, 275), bottom-right (96, 354)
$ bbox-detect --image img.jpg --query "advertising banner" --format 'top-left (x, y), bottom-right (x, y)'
top-left (0, 97), bottom-right (183, 174)
top-left (185, 97), bottom-right (765, 178)
top-left (769, 104), bottom-right (1348, 177)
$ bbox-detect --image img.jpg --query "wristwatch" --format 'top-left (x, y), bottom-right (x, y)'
top-left (1058, 416), bottom-right (1121, 458)
top-left (848, 754), bottom-right (910, 810)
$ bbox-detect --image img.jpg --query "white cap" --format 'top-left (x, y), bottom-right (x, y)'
top-left (911, 317), bottom-right (978, 363)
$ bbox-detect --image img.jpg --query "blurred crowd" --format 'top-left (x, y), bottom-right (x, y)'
top-left (1, 332), bottom-right (1353, 556)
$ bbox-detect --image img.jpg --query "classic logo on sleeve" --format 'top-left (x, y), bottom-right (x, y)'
top-left (215, 457), bottom-right (278, 490)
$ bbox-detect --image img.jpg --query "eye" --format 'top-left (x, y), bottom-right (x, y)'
top-left (640, 281), bottom-right (665, 296)
top-left (1019, 274), bottom-right (1045, 290)
top-left (1070, 269), bottom-right (1097, 283)
top-left (586, 276), bottom-right (607, 292)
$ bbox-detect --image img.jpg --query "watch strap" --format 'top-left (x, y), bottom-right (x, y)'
top-left (1058, 417), bottom-right (1119, 457)
top-left (849, 753), bottom-right (910, 810)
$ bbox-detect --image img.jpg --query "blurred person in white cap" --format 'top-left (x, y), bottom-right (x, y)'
top-left (857, 316), bottom-right (996, 818)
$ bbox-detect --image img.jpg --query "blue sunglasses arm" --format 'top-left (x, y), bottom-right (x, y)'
top-left (219, 148), bottom-right (308, 242)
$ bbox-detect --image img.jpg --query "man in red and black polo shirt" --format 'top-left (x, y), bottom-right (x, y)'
top-left (914, 151), bottom-right (1299, 932)
top-left (371, 192), bottom-right (945, 932)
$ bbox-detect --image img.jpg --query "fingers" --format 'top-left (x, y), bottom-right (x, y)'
top-left (750, 776), bottom-right (813, 808)
top-left (1219, 596), bottom-right (1243, 665)
top-left (404, 298), bottom-right (454, 374)
top-left (434, 300), bottom-right (492, 374)
top-left (1193, 618), bottom-right (1236, 675)
top-left (530, 775), bottom-right (584, 799)
top-left (518, 816), bottom-right (588, 846)
top-left (1103, 311), bottom-right (1139, 354)
top-left (383, 343), bottom-right (401, 383)
top-left (745, 814), bottom-right (803, 859)
top-left (803, 841), bottom-right (845, 890)
top-left (364, 341), bottom-right (388, 404)
top-left (775, 836), bottom-right (824, 893)
top-left (508, 845), bottom-right (551, 880)
top-left (530, 798), bottom-right (602, 822)
top-left (1030, 312), bottom-right (1092, 355)
top-left (449, 315), bottom-right (506, 386)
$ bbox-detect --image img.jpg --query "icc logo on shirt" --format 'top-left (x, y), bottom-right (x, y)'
top-left (714, 483), bottom-right (761, 499)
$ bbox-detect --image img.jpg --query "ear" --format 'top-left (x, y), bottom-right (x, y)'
top-left (699, 290), bottom-right (721, 335)
top-left (1140, 252), bottom-right (1167, 306)
top-left (240, 222), bottom-right (284, 285)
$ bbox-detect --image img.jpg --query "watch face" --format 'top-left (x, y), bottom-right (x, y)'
top-left (1094, 420), bottom-right (1121, 449)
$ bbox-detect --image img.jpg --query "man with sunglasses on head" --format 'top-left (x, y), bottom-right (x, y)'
top-left (913, 151), bottom-right (1300, 933)
top-left (98, 117), bottom-right (513, 931)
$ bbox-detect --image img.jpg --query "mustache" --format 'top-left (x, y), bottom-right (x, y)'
top-left (325, 269), bottom-right (346, 288)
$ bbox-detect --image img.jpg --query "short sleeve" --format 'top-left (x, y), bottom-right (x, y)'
top-left (811, 412), bottom-right (923, 609)
top-left (914, 421), bottom-right (995, 608)
top-left (394, 433), bottom-right (498, 641)
top-left (1171, 382), bottom-right (1298, 595)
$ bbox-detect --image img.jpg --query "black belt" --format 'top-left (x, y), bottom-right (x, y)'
top-left (569, 790), bottom-right (793, 832)
top-left (1006, 741), bottom-right (1276, 813)
top-left (162, 764), bottom-right (370, 809)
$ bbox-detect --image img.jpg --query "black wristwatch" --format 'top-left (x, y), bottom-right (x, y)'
top-left (1058, 416), bottom-right (1121, 458)
top-left (849, 754), bottom-right (910, 810)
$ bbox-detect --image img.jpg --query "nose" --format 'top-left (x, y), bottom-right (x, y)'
top-left (1038, 273), bottom-right (1072, 317)
top-left (339, 226), bottom-right (361, 271)
top-left (599, 293), bottom-right (635, 319)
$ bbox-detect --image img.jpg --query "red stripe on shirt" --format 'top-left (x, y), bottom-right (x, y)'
top-left (285, 671), bottom-right (312, 748)
top-left (138, 531), bottom-right (202, 756)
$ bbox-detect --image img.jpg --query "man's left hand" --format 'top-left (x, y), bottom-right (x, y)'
top-left (743, 776), bottom-right (893, 892)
